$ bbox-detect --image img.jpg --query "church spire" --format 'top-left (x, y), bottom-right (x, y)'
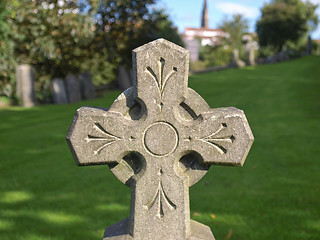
top-left (201, 0), bottom-right (209, 28)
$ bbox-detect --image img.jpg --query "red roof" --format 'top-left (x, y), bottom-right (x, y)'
top-left (184, 27), bottom-right (224, 32)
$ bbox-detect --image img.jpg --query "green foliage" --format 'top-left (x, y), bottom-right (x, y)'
top-left (198, 44), bottom-right (233, 68)
top-left (1, 0), bottom-right (182, 101)
top-left (94, 0), bottom-right (157, 67)
top-left (0, 1), bottom-right (16, 98)
top-left (1, 0), bottom-right (116, 100)
top-left (190, 60), bottom-right (208, 72)
top-left (219, 14), bottom-right (249, 50)
top-left (81, 50), bottom-right (116, 86)
top-left (1, 56), bottom-right (320, 239)
top-left (258, 46), bottom-right (277, 58)
top-left (312, 40), bottom-right (320, 55)
top-left (256, 0), bottom-right (319, 52)
top-left (145, 9), bottom-right (184, 47)
top-left (92, 1), bottom-right (183, 68)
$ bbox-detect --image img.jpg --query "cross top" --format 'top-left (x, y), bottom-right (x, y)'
top-left (67, 39), bottom-right (254, 240)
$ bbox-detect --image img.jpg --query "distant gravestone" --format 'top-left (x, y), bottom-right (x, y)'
top-left (67, 39), bottom-right (254, 240)
top-left (117, 65), bottom-right (133, 90)
top-left (65, 74), bottom-right (81, 103)
top-left (79, 72), bottom-right (95, 100)
top-left (248, 44), bottom-right (255, 66)
top-left (16, 64), bottom-right (36, 107)
top-left (232, 49), bottom-right (246, 68)
top-left (51, 78), bottom-right (68, 104)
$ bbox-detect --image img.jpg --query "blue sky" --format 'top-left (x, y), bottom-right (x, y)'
top-left (155, 0), bottom-right (320, 39)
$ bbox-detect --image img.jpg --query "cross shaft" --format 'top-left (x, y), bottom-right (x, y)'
top-left (67, 39), bottom-right (254, 240)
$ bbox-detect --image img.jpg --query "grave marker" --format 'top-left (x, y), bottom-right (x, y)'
top-left (51, 78), bottom-right (68, 104)
top-left (65, 74), bottom-right (81, 103)
top-left (67, 39), bottom-right (254, 240)
top-left (16, 64), bottom-right (36, 107)
top-left (79, 72), bottom-right (95, 100)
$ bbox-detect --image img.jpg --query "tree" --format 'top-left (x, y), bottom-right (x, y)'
top-left (1, 0), bottom-right (115, 100)
top-left (1, 0), bottom-right (183, 101)
top-left (256, 0), bottom-right (319, 52)
top-left (0, 1), bottom-right (16, 97)
top-left (219, 14), bottom-right (249, 50)
top-left (92, 0), bottom-right (157, 67)
top-left (84, 1), bottom-right (183, 67)
top-left (145, 9), bottom-right (184, 48)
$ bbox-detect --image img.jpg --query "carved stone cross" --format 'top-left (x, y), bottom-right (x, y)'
top-left (67, 39), bottom-right (254, 240)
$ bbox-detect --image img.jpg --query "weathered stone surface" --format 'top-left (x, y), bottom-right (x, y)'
top-left (79, 72), bottom-right (95, 100)
top-left (16, 64), bottom-right (36, 107)
top-left (67, 39), bottom-right (254, 240)
top-left (232, 49), bottom-right (246, 68)
top-left (65, 74), bottom-right (81, 103)
top-left (248, 45), bottom-right (255, 66)
top-left (51, 78), bottom-right (68, 104)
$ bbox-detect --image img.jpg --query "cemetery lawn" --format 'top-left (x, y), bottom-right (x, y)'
top-left (1, 55), bottom-right (320, 240)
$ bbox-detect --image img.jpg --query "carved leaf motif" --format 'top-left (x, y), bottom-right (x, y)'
top-left (146, 57), bottom-right (178, 102)
top-left (197, 123), bottom-right (235, 155)
top-left (144, 180), bottom-right (176, 218)
top-left (85, 123), bottom-right (122, 155)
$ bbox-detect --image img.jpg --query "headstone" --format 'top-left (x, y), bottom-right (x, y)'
top-left (79, 72), bottom-right (95, 100)
top-left (67, 39), bottom-right (254, 240)
top-left (51, 78), bottom-right (68, 104)
top-left (117, 65), bottom-right (133, 90)
top-left (248, 44), bottom-right (255, 66)
top-left (16, 64), bottom-right (36, 107)
top-left (65, 74), bottom-right (82, 103)
top-left (232, 49), bottom-right (246, 68)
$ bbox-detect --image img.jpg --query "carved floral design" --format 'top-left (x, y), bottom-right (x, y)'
top-left (146, 57), bottom-right (177, 103)
top-left (197, 123), bottom-right (235, 155)
top-left (85, 123), bottom-right (122, 155)
top-left (144, 169), bottom-right (176, 218)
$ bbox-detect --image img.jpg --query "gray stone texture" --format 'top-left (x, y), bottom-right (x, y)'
top-left (232, 49), bottom-right (246, 68)
top-left (51, 78), bottom-right (68, 104)
top-left (248, 45), bottom-right (255, 66)
top-left (16, 64), bottom-right (36, 107)
top-left (67, 39), bottom-right (254, 240)
top-left (79, 72), bottom-right (96, 100)
top-left (65, 74), bottom-right (81, 103)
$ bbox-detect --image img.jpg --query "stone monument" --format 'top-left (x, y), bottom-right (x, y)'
top-left (232, 49), bottom-right (246, 68)
top-left (16, 64), bottom-right (36, 107)
top-left (51, 78), bottom-right (68, 104)
top-left (67, 39), bottom-right (254, 240)
top-left (65, 74), bottom-right (82, 103)
top-left (79, 72), bottom-right (96, 100)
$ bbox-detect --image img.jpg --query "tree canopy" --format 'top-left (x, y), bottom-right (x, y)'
top-left (0, 0), bottom-right (184, 100)
top-left (219, 14), bottom-right (249, 50)
top-left (256, 0), bottom-right (319, 52)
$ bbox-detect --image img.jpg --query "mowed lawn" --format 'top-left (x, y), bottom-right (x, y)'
top-left (1, 56), bottom-right (320, 240)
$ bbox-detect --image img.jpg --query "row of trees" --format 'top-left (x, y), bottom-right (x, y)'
top-left (257, 0), bottom-right (318, 52)
top-left (0, 0), bottom-right (183, 100)
top-left (194, 0), bottom-right (318, 70)
top-left (0, 0), bottom-right (319, 100)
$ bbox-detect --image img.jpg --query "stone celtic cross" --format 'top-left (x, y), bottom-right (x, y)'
top-left (67, 39), bottom-right (254, 240)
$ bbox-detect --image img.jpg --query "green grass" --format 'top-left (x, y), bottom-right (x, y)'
top-left (1, 56), bottom-right (320, 240)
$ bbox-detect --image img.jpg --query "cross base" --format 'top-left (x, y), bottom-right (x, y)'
top-left (103, 218), bottom-right (215, 240)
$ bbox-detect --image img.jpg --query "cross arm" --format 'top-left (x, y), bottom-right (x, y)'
top-left (188, 107), bottom-right (254, 166)
top-left (66, 107), bottom-right (136, 166)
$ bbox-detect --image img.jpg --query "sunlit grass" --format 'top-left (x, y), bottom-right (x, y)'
top-left (1, 56), bottom-right (320, 239)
